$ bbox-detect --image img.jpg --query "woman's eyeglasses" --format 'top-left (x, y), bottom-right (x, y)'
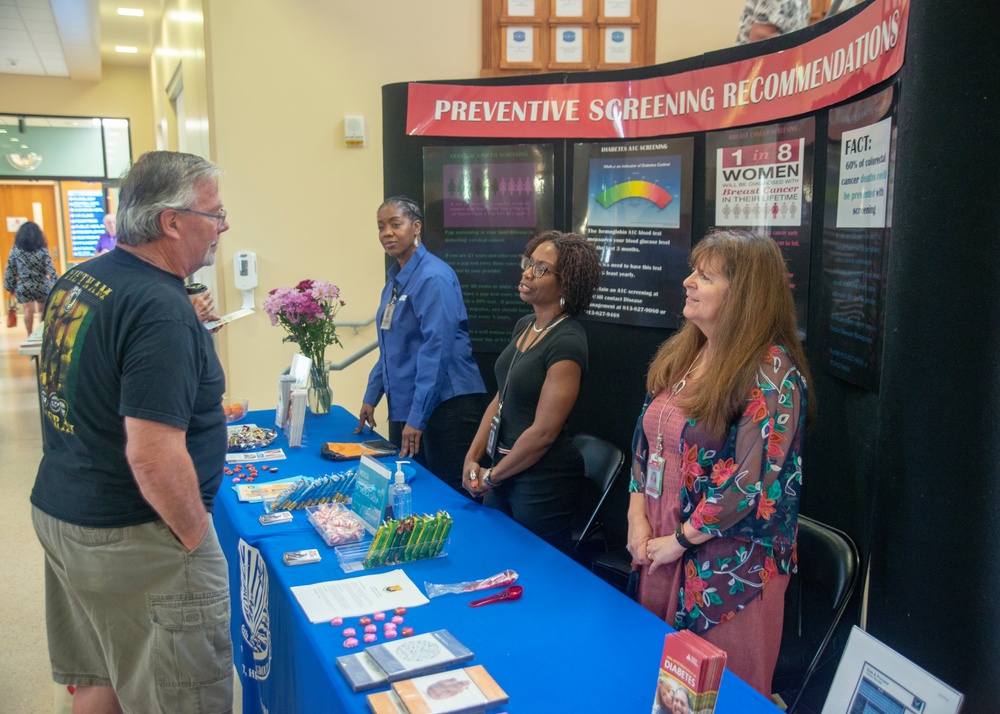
top-left (521, 255), bottom-right (558, 278)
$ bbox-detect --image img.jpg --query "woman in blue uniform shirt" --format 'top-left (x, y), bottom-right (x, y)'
top-left (356, 196), bottom-right (486, 494)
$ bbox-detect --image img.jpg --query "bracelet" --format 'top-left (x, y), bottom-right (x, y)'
top-left (674, 523), bottom-right (695, 550)
top-left (481, 468), bottom-right (497, 489)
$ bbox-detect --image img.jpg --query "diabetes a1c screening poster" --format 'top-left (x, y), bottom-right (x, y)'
top-left (705, 117), bottom-right (816, 338)
top-left (423, 145), bottom-right (555, 352)
top-left (571, 139), bottom-right (694, 329)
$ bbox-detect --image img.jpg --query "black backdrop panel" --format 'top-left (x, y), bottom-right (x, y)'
top-left (381, 4), bottom-right (1000, 706)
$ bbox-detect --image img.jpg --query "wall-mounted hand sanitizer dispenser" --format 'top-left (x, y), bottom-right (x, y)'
top-left (234, 252), bottom-right (257, 309)
top-left (234, 251), bottom-right (258, 289)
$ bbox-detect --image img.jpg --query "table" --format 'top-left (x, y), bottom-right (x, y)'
top-left (214, 407), bottom-right (781, 713)
top-left (17, 325), bottom-right (44, 436)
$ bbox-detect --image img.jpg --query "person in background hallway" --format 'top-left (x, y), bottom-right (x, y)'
top-left (94, 213), bottom-right (117, 254)
top-left (627, 230), bottom-right (811, 698)
top-left (736, 0), bottom-right (810, 44)
top-left (357, 195), bottom-right (486, 496)
top-left (31, 151), bottom-right (234, 714)
top-left (4, 221), bottom-right (57, 336)
top-left (463, 231), bottom-right (601, 553)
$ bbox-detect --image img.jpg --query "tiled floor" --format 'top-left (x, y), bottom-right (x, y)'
top-left (0, 321), bottom-right (53, 713)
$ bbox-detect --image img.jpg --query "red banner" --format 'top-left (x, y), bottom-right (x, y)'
top-left (407, 0), bottom-right (908, 140)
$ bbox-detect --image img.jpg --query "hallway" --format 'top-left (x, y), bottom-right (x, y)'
top-left (0, 321), bottom-right (55, 712)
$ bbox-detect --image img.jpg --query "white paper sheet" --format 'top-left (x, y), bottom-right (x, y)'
top-left (291, 569), bottom-right (429, 623)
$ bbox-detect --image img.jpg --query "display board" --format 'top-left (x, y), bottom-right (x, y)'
top-left (61, 181), bottom-right (105, 259)
top-left (705, 118), bottom-right (816, 337)
top-left (571, 138), bottom-right (693, 328)
top-left (820, 84), bottom-right (897, 391)
top-left (422, 144), bottom-right (555, 351)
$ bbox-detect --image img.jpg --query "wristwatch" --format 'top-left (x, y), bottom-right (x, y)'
top-left (674, 523), bottom-right (695, 550)
top-left (481, 468), bottom-right (497, 489)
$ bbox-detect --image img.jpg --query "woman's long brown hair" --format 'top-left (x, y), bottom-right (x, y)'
top-left (646, 230), bottom-right (813, 435)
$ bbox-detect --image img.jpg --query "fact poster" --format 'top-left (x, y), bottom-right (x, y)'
top-left (820, 85), bottom-right (897, 391)
top-left (423, 145), bottom-right (555, 351)
top-left (705, 118), bottom-right (815, 337)
top-left (571, 138), bottom-right (694, 328)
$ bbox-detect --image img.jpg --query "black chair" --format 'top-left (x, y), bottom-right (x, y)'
top-left (773, 515), bottom-right (860, 713)
top-left (569, 433), bottom-right (624, 557)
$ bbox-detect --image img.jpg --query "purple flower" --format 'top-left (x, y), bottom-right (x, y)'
top-left (263, 279), bottom-right (345, 354)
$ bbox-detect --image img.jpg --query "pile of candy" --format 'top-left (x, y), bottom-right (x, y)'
top-left (362, 512), bottom-right (453, 569)
top-left (306, 503), bottom-right (365, 545)
top-left (227, 425), bottom-right (277, 452)
top-left (333, 608), bottom-right (413, 648)
top-left (268, 471), bottom-right (357, 511)
top-left (225, 463), bottom-right (279, 484)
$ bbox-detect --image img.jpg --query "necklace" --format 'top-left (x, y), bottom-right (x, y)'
top-left (532, 312), bottom-right (568, 333)
top-left (655, 348), bottom-right (705, 454)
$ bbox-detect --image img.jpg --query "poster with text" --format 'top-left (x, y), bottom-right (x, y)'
top-left (820, 85), bottom-right (897, 391)
top-left (423, 145), bottom-right (555, 351)
top-left (571, 138), bottom-right (694, 328)
top-left (706, 118), bottom-right (815, 337)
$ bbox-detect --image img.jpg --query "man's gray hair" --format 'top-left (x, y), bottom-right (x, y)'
top-left (117, 151), bottom-right (222, 247)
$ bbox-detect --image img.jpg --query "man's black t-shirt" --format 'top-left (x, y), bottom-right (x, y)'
top-left (31, 248), bottom-right (226, 527)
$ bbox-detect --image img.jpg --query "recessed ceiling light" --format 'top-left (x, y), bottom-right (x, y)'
top-left (117, 8), bottom-right (144, 17)
top-left (0, 129), bottom-right (6, 133)
top-left (115, 46), bottom-right (139, 54)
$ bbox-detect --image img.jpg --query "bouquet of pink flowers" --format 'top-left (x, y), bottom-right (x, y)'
top-left (263, 280), bottom-right (345, 413)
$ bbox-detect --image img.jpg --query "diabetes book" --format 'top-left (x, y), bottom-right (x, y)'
top-left (652, 630), bottom-right (726, 714)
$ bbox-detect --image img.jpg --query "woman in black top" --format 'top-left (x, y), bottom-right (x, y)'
top-left (4, 221), bottom-right (57, 335)
top-left (463, 231), bottom-right (601, 551)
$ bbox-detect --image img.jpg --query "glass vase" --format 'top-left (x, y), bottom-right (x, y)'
top-left (307, 354), bottom-right (332, 415)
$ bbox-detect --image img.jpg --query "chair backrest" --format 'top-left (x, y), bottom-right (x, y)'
top-left (570, 433), bottom-right (624, 549)
top-left (774, 514), bottom-right (861, 713)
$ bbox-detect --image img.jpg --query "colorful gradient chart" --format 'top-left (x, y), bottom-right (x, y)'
top-left (595, 180), bottom-right (673, 210)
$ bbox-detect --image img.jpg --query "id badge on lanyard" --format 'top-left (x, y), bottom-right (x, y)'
top-left (486, 406), bottom-right (501, 460)
top-left (380, 286), bottom-right (397, 330)
top-left (645, 452), bottom-right (664, 498)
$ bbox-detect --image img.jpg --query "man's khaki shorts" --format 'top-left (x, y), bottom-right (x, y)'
top-left (32, 507), bottom-right (233, 713)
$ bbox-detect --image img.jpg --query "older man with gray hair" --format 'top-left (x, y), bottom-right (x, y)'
top-left (31, 151), bottom-right (233, 713)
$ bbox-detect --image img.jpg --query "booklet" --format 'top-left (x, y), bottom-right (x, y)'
top-left (226, 448), bottom-right (287, 464)
top-left (367, 665), bottom-right (508, 714)
top-left (339, 631), bottom-right (474, 692)
top-left (233, 479), bottom-right (298, 503)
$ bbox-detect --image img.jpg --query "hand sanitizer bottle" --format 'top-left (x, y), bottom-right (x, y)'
top-left (390, 461), bottom-right (413, 520)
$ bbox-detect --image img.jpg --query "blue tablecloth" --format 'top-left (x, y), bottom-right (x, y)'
top-left (214, 408), bottom-right (780, 713)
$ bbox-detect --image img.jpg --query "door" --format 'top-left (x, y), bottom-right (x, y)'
top-left (1, 182), bottom-right (61, 306)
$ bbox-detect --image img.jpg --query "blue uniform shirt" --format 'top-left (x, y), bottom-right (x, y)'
top-left (363, 244), bottom-right (485, 430)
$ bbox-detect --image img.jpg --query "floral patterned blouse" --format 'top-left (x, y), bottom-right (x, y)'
top-left (630, 345), bottom-right (808, 634)
top-left (4, 244), bottom-right (57, 303)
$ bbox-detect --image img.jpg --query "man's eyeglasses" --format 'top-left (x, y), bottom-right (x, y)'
top-left (521, 255), bottom-right (558, 278)
top-left (178, 207), bottom-right (227, 227)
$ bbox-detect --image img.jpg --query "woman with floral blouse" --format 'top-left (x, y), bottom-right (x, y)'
top-left (627, 229), bottom-right (812, 697)
top-left (4, 221), bottom-right (57, 336)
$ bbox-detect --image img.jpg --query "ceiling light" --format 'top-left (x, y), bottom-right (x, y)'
top-left (115, 46), bottom-right (139, 54)
top-left (118, 8), bottom-right (144, 16)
